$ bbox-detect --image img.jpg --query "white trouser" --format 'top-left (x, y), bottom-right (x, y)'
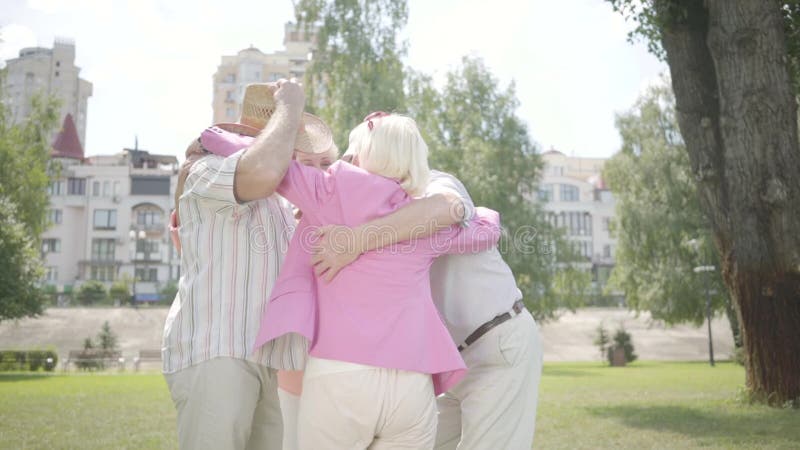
top-left (297, 357), bottom-right (438, 450)
top-left (435, 309), bottom-right (543, 450)
top-left (164, 357), bottom-right (283, 450)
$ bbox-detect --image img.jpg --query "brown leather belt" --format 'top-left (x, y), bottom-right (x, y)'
top-left (457, 300), bottom-right (526, 352)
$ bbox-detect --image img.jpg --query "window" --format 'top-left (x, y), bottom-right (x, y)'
top-left (48, 180), bottom-right (63, 196)
top-left (225, 91), bottom-right (234, 101)
top-left (113, 181), bottom-right (120, 196)
top-left (136, 239), bottom-right (160, 254)
top-left (603, 245), bottom-right (612, 258)
top-left (91, 239), bottom-right (116, 261)
top-left (67, 178), bottom-right (86, 195)
top-left (537, 184), bottom-right (553, 202)
top-left (90, 266), bottom-right (116, 281)
top-left (560, 184), bottom-right (579, 202)
top-left (560, 211), bottom-right (592, 236)
top-left (92, 181), bottom-right (100, 196)
top-left (602, 217), bottom-right (611, 232)
top-left (136, 267), bottom-right (159, 282)
top-left (137, 210), bottom-right (162, 227)
top-left (93, 210), bottom-right (117, 229)
top-left (42, 238), bottom-right (61, 253)
top-left (45, 266), bottom-right (58, 282)
top-left (48, 209), bottom-right (63, 225)
top-left (573, 241), bottom-right (592, 260)
top-left (103, 181), bottom-right (111, 197)
top-left (224, 73), bottom-right (236, 83)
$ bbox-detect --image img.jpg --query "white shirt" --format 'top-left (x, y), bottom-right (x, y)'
top-left (426, 170), bottom-right (524, 346)
top-left (162, 153), bottom-right (308, 373)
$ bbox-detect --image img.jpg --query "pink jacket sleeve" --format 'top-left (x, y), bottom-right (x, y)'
top-left (276, 161), bottom-right (335, 215)
top-left (431, 206), bottom-right (502, 255)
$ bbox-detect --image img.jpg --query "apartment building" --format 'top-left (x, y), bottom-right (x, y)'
top-left (211, 22), bottom-right (316, 123)
top-left (538, 149), bottom-right (619, 299)
top-left (42, 115), bottom-right (179, 303)
top-left (2, 38), bottom-right (93, 146)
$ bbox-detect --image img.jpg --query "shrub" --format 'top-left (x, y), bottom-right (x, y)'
top-left (0, 350), bottom-right (58, 371)
top-left (76, 280), bottom-right (109, 305)
top-left (607, 326), bottom-right (637, 365)
top-left (593, 322), bottom-right (610, 363)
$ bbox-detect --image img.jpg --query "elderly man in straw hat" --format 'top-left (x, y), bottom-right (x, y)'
top-left (161, 79), bottom-right (334, 450)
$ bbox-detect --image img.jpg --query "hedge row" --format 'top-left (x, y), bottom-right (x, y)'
top-left (0, 350), bottom-right (59, 371)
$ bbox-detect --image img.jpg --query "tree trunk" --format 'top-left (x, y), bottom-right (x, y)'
top-left (658, 0), bottom-right (800, 405)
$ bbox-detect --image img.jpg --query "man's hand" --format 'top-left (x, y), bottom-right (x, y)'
top-left (273, 78), bottom-right (305, 115)
top-left (311, 225), bottom-right (363, 282)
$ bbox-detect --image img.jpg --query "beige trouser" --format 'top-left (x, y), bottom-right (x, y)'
top-left (435, 309), bottom-right (543, 450)
top-left (164, 357), bottom-right (283, 450)
top-left (278, 387), bottom-right (300, 450)
top-left (297, 360), bottom-right (438, 450)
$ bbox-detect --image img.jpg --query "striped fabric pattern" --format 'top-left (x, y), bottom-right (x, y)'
top-left (162, 153), bottom-right (308, 373)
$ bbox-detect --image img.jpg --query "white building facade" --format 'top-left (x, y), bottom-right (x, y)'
top-left (43, 145), bottom-right (179, 303)
top-left (211, 22), bottom-right (316, 123)
top-left (538, 149), bottom-right (620, 302)
top-left (2, 39), bottom-right (93, 147)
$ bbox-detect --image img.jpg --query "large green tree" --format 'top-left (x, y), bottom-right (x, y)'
top-left (0, 76), bottom-right (60, 322)
top-left (0, 198), bottom-right (47, 321)
top-left (406, 58), bottom-right (588, 321)
top-left (605, 81), bottom-right (740, 346)
top-left (607, 0), bottom-right (800, 405)
top-left (295, 0), bottom-right (408, 145)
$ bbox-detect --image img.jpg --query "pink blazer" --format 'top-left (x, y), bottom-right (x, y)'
top-left (254, 160), bottom-right (502, 394)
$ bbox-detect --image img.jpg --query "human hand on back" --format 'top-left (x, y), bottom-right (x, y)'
top-left (310, 225), bottom-right (363, 283)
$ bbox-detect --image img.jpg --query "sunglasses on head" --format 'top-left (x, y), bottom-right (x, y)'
top-left (364, 111), bottom-right (390, 131)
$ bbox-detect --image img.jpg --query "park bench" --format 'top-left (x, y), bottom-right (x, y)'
top-left (64, 349), bottom-right (123, 371)
top-left (133, 349), bottom-right (162, 372)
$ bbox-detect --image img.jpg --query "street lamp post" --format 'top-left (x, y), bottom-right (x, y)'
top-left (693, 264), bottom-right (716, 367)
top-left (129, 229), bottom-right (146, 305)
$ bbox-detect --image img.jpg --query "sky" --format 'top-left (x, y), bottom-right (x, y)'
top-left (1, 0), bottom-right (667, 160)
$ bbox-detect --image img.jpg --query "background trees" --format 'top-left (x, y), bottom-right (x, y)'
top-left (606, 0), bottom-right (800, 405)
top-left (0, 79), bottom-right (59, 322)
top-left (604, 81), bottom-right (740, 347)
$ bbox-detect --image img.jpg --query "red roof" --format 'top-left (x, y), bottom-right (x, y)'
top-left (51, 114), bottom-right (84, 160)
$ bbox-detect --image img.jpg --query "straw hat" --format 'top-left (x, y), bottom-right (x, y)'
top-left (240, 83), bottom-right (333, 154)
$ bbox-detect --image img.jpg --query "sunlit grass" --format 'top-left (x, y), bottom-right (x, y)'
top-left (0, 362), bottom-right (797, 449)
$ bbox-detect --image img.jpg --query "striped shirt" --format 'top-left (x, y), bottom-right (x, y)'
top-left (161, 152), bottom-right (308, 373)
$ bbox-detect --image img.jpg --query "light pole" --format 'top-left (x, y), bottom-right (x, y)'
top-left (129, 229), bottom-right (146, 304)
top-left (693, 264), bottom-right (716, 367)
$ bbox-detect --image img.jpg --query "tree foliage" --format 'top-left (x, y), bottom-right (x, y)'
top-left (0, 79), bottom-right (60, 238)
top-left (97, 321), bottom-right (118, 351)
top-left (605, 82), bottom-right (729, 322)
top-left (0, 75), bottom-right (59, 322)
top-left (296, 0), bottom-right (408, 145)
top-left (0, 197), bottom-right (47, 321)
top-left (606, 0), bottom-right (800, 93)
top-left (406, 58), bottom-right (588, 321)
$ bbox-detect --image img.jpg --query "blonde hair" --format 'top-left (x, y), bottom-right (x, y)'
top-left (347, 114), bottom-right (430, 196)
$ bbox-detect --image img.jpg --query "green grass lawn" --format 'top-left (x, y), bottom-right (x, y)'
top-left (0, 362), bottom-right (797, 449)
